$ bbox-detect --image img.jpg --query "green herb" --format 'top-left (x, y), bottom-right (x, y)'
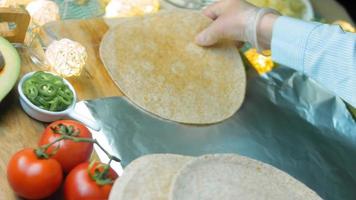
top-left (23, 71), bottom-right (74, 112)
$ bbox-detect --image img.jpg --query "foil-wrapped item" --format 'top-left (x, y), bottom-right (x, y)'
top-left (80, 67), bottom-right (356, 200)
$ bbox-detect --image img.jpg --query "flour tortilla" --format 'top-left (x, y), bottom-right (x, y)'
top-left (170, 154), bottom-right (322, 200)
top-left (100, 10), bottom-right (246, 124)
top-left (109, 154), bottom-right (192, 200)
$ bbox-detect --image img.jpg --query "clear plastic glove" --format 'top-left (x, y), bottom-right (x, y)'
top-left (196, 0), bottom-right (279, 51)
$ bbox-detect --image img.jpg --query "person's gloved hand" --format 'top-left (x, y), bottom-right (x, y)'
top-left (196, 0), bottom-right (280, 51)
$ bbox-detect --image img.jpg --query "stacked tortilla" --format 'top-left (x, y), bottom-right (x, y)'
top-left (109, 154), bottom-right (321, 200)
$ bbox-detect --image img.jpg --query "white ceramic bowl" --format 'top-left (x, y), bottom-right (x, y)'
top-left (18, 72), bottom-right (101, 131)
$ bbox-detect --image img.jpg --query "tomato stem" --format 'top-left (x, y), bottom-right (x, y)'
top-left (51, 124), bottom-right (79, 136)
top-left (37, 133), bottom-right (121, 163)
top-left (35, 136), bottom-right (65, 159)
top-left (37, 124), bottom-right (121, 186)
top-left (88, 160), bottom-right (115, 186)
top-left (42, 136), bottom-right (65, 150)
top-left (59, 135), bottom-right (121, 163)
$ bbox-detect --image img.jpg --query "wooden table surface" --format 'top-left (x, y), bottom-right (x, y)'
top-left (0, 0), bottom-right (353, 199)
top-left (0, 18), bottom-right (123, 200)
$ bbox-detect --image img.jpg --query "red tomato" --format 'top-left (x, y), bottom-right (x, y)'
top-left (64, 162), bottom-right (118, 200)
top-left (7, 148), bottom-right (63, 199)
top-left (38, 120), bottom-right (94, 173)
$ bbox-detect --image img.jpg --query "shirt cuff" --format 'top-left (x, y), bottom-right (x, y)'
top-left (271, 16), bottom-right (321, 72)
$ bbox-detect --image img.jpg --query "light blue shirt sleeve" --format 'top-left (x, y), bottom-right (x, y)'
top-left (271, 16), bottom-right (356, 107)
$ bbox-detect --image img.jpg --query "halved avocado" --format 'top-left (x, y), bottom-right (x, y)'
top-left (0, 36), bottom-right (21, 102)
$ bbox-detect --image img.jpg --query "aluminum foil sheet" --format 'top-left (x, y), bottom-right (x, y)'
top-left (79, 67), bottom-right (356, 200)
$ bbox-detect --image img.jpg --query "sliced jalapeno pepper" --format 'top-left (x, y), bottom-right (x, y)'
top-left (23, 84), bottom-right (38, 101)
top-left (52, 77), bottom-right (64, 86)
top-left (37, 82), bottom-right (58, 97)
top-left (36, 96), bottom-right (51, 109)
top-left (22, 71), bottom-right (74, 112)
top-left (58, 86), bottom-right (73, 99)
top-left (48, 97), bottom-right (60, 111)
top-left (32, 71), bottom-right (53, 82)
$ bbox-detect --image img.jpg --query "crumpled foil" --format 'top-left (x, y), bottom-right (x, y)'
top-left (79, 67), bottom-right (356, 200)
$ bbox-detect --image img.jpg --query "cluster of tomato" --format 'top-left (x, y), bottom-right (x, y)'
top-left (7, 120), bottom-right (118, 200)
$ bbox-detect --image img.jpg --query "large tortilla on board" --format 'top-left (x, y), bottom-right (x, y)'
top-left (170, 154), bottom-right (322, 200)
top-left (100, 10), bottom-right (246, 124)
top-left (109, 154), bottom-right (192, 200)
